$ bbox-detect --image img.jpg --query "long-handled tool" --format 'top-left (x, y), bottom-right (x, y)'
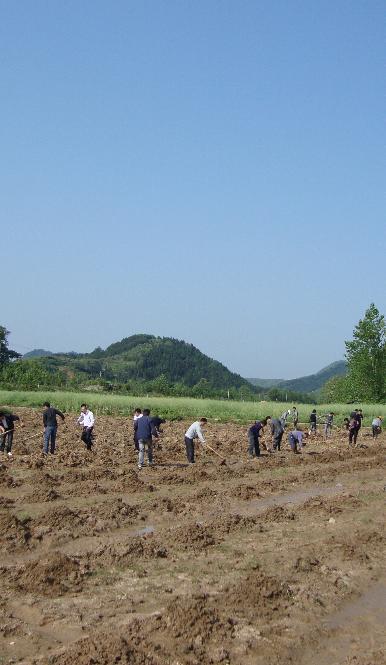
top-left (205, 443), bottom-right (226, 465)
top-left (18, 432), bottom-right (45, 446)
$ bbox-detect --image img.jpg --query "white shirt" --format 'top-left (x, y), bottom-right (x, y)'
top-left (185, 421), bottom-right (205, 443)
top-left (78, 410), bottom-right (95, 428)
top-left (133, 413), bottom-right (143, 422)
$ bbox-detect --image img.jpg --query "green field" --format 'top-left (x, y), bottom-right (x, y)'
top-left (0, 390), bottom-right (384, 425)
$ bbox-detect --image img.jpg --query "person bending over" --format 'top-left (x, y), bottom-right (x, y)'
top-left (0, 410), bottom-right (22, 457)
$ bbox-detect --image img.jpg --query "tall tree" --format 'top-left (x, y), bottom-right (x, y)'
top-left (0, 326), bottom-right (20, 368)
top-left (345, 304), bottom-right (386, 402)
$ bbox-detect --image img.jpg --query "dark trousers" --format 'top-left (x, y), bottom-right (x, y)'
top-left (81, 426), bottom-right (94, 450)
top-left (185, 436), bottom-right (195, 463)
top-left (134, 435), bottom-right (139, 451)
top-left (372, 426), bottom-right (381, 439)
top-left (44, 426), bottom-right (57, 454)
top-left (273, 432), bottom-right (283, 450)
top-left (0, 431), bottom-right (14, 453)
top-left (248, 433), bottom-right (260, 457)
top-left (349, 428), bottom-right (358, 445)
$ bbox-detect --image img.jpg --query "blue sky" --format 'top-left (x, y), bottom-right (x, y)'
top-left (2, 0), bottom-right (385, 378)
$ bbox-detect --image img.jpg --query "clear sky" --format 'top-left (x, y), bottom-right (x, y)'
top-left (2, 0), bottom-right (385, 379)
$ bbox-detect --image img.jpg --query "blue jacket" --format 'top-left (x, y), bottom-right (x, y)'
top-left (134, 415), bottom-right (158, 440)
top-left (248, 421), bottom-right (263, 443)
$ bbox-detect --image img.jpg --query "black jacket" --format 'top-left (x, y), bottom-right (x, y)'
top-left (43, 407), bottom-right (65, 427)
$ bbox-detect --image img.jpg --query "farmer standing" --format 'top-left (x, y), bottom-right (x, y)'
top-left (42, 402), bottom-right (65, 454)
top-left (184, 418), bottom-right (207, 464)
top-left (309, 409), bottom-right (317, 434)
top-left (291, 406), bottom-right (299, 428)
top-left (268, 416), bottom-right (284, 451)
top-left (324, 412), bottom-right (334, 439)
top-left (280, 409), bottom-right (291, 429)
top-left (133, 408), bottom-right (142, 451)
top-left (348, 412), bottom-right (360, 446)
top-left (134, 408), bottom-right (158, 469)
top-left (77, 404), bottom-right (95, 450)
top-left (349, 409), bottom-right (361, 446)
top-left (0, 410), bottom-right (23, 457)
top-left (247, 419), bottom-right (266, 459)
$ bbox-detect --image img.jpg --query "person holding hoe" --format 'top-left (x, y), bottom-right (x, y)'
top-left (184, 418), bottom-right (207, 464)
top-left (0, 410), bottom-right (23, 457)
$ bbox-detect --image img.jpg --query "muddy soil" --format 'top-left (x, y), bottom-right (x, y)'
top-left (0, 408), bottom-right (385, 664)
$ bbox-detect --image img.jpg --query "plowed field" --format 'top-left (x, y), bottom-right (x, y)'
top-left (0, 409), bottom-right (385, 665)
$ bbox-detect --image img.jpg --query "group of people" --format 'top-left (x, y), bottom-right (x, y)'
top-left (246, 406), bottom-right (384, 459)
top-left (41, 401), bottom-right (95, 454)
top-left (132, 408), bottom-right (165, 469)
top-left (344, 408), bottom-right (383, 445)
top-left (0, 402), bottom-right (383, 465)
top-left (248, 414), bottom-right (305, 457)
top-left (0, 402), bottom-right (97, 457)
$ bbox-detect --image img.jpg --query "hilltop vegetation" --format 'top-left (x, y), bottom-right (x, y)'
top-left (2, 334), bottom-right (259, 400)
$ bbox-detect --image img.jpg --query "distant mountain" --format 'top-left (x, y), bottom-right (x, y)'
top-left (21, 335), bottom-right (256, 393)
top-left (248, 361), bottom-right (347, 394)
top-left (23, 349), bottom-right (79, 359)
top-left (23, 349), bottom-right (54, 358)
top-left (247, 378), bottom-right (284, 388)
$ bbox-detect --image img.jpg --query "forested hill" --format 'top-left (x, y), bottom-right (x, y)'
top-left (20, 335), bottom-right (257, 394)
top-left (248, 361), bottom-right (347, 394)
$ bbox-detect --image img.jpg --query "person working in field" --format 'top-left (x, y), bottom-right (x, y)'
top-left (309, 409), bottom-right (317, 434)
top-left (42, 402), bottom-right (65, 454)
top-left (184, 418), bottom-right (207, 464)
top-left (0, 410), bottom-right (23, 457)
top-left (150, 415), bottom-right (166, 435)
top-left (291, 406), bottom-right (299, 428)
top-left (280, 409), bottom-right (291, 429)
top-left (134, 408), bottom-right (158, 469)
top-left (267, 416), bottom-right (284, 451)
top-left (77, 404), bottom-right (95, 450)
top-left (133, 408), bottom-right (142, 451)
top-left (343, 417), bottom-right (350, 431)
top-left (348, 413), bottom-right (360, 446)
top-left (324, 412), bottom-right (334, 439)
top-left (348, 409), bottom-right (362, 446)
top-left (372, 416), bottom-right (382, 439)
top-left (288, 427), bottom-right (305, 454)
top-left (247, 418), bottom-right (268, 459)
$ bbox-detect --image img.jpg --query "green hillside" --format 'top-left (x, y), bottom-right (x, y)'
top-left (14, 335), bottom-right (256, 397)
top-left (247, 377), bottom-right (283, 388)
top-left (248, 361), bottom-right (347, 394)
top-left (277, 361), bottom-right (347, 393)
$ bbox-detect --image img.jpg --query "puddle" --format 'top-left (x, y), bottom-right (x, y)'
top-left (234, 484), bottom-right (345, 515)
top-left (326, 580), bottom-right (386, 629)
top-left (0, 601), bottom-right (85, 664)
top-left (299, 580), bottom-right (386, 665)
top-left (131, 525), bottom-right (155, 537)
